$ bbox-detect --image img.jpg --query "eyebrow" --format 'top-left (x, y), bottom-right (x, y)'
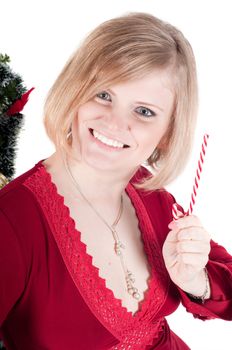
top-left (108, 88), bottom-right (164, 112)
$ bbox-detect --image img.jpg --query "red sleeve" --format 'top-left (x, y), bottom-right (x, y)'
top-left (177, 240), bottom-right (232, 321)
top-left (0, 209), bottom-right (27, 326)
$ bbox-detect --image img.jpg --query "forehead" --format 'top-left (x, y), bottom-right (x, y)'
top-left (124, 68), bottom-right (172, 87)
top-left (107, 69), bottom-right (175, 108)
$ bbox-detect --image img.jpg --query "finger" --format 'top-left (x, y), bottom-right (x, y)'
top-left (165, 228), bottom-right (179, 242)
top-left (171, 214), bottom-right (202, 229)
top-left (177, 252), bottom-right (209, 267)
top-left (177, 227), bottom-right (211, 242)
top-left (177, 240), bottom-right (211, 255)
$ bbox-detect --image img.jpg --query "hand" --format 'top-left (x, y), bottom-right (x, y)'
top-left (162, 213), bottom-right (211, 295)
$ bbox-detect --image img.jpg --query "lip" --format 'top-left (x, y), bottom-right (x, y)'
top-left (89, 128), bottom-right (130, 148)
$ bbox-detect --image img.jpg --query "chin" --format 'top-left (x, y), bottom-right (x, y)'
top-left (85, 158), bottom-right (122, 172)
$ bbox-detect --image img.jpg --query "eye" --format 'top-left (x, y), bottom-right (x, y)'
top-left (96, 91), bottom-right (112, 102)
top-left (135, 106), bottom-right (156, 118)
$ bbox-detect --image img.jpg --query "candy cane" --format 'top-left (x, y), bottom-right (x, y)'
top-left (172, 134), bottom-right (209, 220)
top-left (172, 202), bottom-right (184, 220)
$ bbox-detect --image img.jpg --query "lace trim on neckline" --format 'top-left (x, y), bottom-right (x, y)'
top-left (23, 160), bottom-right (169, 348)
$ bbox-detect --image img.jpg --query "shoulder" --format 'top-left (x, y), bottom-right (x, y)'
top-left (0, 159), bottom-right (51, 273)
top-left (0, 159), bottom-right (47, 240)
top-left (0, 159), bottom-right (43, 196)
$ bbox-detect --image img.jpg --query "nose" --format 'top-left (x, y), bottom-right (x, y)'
top-left (104, 106), bottom-right (129, 131)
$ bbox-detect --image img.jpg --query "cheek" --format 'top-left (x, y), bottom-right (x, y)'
top-left (78, 101), bottom-right (104, 117)
top-left (76, 104), bottom-right (91, 121)
top-left (73, 104), bottom-right (96, 130)
top-left (138, 121), bottom-right (170, 149)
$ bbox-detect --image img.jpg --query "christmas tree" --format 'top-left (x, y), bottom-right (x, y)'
top-left (0, 53), bottom-right (33, 189)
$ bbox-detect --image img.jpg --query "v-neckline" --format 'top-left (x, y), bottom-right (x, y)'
top-left (41, 158), bottom-right (154, 316)
top-left (23, 158), bottom-right (169, 344)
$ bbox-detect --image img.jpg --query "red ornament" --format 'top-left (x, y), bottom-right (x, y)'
top-left (6, 87), bottom-right (35, 116)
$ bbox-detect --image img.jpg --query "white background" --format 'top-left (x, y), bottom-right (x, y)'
top-left (1, 0), bottom-right (232, 349)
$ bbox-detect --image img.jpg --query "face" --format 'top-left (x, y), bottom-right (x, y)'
top-left (70, 69), bottom-right (174, 176)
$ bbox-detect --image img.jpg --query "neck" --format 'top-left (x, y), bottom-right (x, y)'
top-left (49, 150), bottom-right (139, 206)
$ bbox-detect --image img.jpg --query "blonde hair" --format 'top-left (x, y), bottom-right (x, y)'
top-left (43, 12), bottom-right (198, 192)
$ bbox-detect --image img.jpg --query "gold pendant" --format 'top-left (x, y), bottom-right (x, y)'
top-left (126, 270), bottom-right (141, 299)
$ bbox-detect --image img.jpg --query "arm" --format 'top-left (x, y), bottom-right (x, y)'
top-left (159, 190), bottom-right (232, 321)
top-left (163, 215), bottom-right (232, 320)
top-left (0, 209), bottom-right (27, 326)
top-left (136, 182), bottom-right (232, 321)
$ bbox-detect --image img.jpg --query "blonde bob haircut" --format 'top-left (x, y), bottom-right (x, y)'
top-left (43, 12), bottom-right (198, 192)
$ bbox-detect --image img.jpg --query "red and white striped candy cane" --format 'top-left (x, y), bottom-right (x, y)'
top-left (187, 133), bottom-right (209, 215)
top-left (172, 202), bottom-right (185, 220)
top-left (172, 134), bottom-right (209, 220)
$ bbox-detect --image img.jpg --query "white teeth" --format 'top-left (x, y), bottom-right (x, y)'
top-left (92, 129), bottom-right (124, 148)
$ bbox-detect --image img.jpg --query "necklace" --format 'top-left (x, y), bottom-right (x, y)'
top-left (63, 154), bottom-right (141, 300)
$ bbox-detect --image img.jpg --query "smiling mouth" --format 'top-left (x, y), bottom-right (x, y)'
top-left (89, 128), bottom-right (130, 148)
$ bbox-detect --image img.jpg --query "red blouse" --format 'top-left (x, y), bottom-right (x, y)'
top-left (0, 159), bottom-right (232, 350)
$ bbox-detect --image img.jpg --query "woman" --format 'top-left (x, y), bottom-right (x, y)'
top-left (0, 12), bottom-right (232, 350)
